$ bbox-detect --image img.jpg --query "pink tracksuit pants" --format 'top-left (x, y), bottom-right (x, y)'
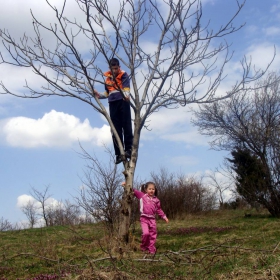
top-left (140, 216), bottom-right (157, 254)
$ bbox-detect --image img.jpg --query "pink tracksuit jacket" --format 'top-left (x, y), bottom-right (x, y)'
top-left (134, 189), bottom-right (167, 254)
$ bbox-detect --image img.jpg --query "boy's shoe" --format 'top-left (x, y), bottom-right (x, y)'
top-left (125, 150), bottom-right (131, 159)
top-left (115, 155), bottom-right (122, 164)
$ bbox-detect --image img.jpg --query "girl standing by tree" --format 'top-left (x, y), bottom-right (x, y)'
top-left (122, 182), bottom-right (169, 254)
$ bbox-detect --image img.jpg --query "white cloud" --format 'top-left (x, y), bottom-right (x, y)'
top-left (0, 105), bottom-right (8, 116)
top-left (152, 109), bottom-right (190, 131)
top-left (263, 26), bottom-right (280, 36)
top-left (1, 110), bottom-right (111, 148)
top-left (17, 194), bottom-right (37, 208)
top-left (246, 42), bottom-right (280, 72)
top-left (244, 25), bottom-right (258, 37)
top-left (17, 194), bottom-right (62, 210)
top-left (201, 0), bottom-right (217, 5)
top-left (0, 65), bottom-right (47, 100)
top-left (270, 3), bottom-right (280, 14)
top-left (0, 0), bottom-right (133, 62)
top-left (170, 155), bottom-right (200, 166)
top-left (140, 106), bottom-right (210, 147)
top-left (162, 131), bottom-right (209, 147)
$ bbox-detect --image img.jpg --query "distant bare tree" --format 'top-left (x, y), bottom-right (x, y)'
top-left (0, 217), bottom-right (14, 231)
top-left (205, 169), bottom-right (234, 208)
top-left (30, 185), bottom-right (52, 227)
top-left (46, 199), bottom-right (81, 226)
top-left (151, 168), bottom-right (216, 218)
top-left (20, 200), bottom-right (39, 228)
top-left (78, 212), bottom-right (95, 225)
top-left (75, 147), bottom-right (123, 232)
top-left (62, 200), bottom-right (82, 225)
top-left (0, 0), bottom-right (273, 240)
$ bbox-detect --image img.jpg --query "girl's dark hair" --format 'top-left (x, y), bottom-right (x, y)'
top-left (141, 181), bottom-right (158, 196)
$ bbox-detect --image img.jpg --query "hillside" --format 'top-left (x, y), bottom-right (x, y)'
top-left (0, 209), bottom-right (279, 279)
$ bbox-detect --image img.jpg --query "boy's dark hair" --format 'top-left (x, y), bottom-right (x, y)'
top-left (109, 57), bottom-right (120, 67)
top-left (141, 181), bottom-right (158, 196)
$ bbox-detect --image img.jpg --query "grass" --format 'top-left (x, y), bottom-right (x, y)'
top-left (0, 209), bottom-right (280, 279)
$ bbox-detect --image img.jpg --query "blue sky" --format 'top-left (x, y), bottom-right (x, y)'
top-left (0, 0), bottom-right (280, 226)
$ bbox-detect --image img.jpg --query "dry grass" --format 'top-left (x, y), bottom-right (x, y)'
top-left (0, 209), bottom-right (280, 279)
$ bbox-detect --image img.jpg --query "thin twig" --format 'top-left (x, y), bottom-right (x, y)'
top-left (273, 241), bottom-right (280, 253)
top-left (90, 256), bottom-right (117, 262)
top-left (7, 253), bottom-right (58, 262)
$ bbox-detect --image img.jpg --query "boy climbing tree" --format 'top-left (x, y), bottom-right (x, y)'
top-left (94, 58), bottom-right (133, 165)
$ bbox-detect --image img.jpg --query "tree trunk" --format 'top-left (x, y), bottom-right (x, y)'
top-left (118, 183), bottom-right (133, 242)
top-left (118, 166), bottom-right (135, 242)
top-left (118, 124), bottom-right (140, 242)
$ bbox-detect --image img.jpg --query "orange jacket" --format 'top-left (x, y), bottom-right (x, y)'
top-left (98, 70), bottom-right (130, 102)
top-left (104, 70), bottom-right (127, 94)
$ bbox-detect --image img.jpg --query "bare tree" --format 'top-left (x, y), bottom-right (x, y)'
top-left (46, 199), bottom-right (81, 226)
top-left (151, 168), bottom-right (216, 218)
top-left (0, 217), bottom-right (14, 231)
top-left (75, 147), bottom-right (123, 232)
top-left (0, 0), bottom-right (272, 240)
top-left (30, 185), bottom-right (52, 227)
top-left (21, 200), bottom-right (39, 228)
top-left (61, 200), bottom-right (82, 225)
top-left (192, 72), bottom-right (280, 216)
top-left (205, 169), bottom-right (234, 207)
